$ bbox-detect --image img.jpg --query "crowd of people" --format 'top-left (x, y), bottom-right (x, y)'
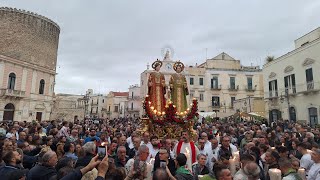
top-left (0, 117), bottom-right (319, 180)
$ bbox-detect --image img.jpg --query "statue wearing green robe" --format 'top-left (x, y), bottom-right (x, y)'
top-left (170, 61), bottom-right (189, 113)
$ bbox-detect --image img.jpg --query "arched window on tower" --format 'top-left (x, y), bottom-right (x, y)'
top-left (8, 73), bottom-right (16, 90)
top-left (39, 79), bottom-right (45, 94)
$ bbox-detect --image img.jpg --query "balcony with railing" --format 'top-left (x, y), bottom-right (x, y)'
top-left (91, 101), bottom-right (99, 106)
top-left (0, 89), bottom-right (26, 98)
top-left (128, 96), bottom-right (141, 100)
top-left (211, 85), bottom-right (222, 90)
top-left (285, 87), bottom-right (297, 95)
top-left (211, 102), bottom-right (220, 108)
top-left (299, 81), bottom-right (320, 94)
top-left (228, 85), bottom-right (239, 91)
top-left (127, 108), bottom-right (140, 112)
top-left (268, 90), bottom-right (278, 98)
top-left (245, 85), bottom-right (256, 92)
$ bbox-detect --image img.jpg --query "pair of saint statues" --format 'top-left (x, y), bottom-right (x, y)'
top-left (148, 59), bottom-right (189, 114)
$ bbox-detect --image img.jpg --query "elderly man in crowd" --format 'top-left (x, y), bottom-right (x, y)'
top-left (76, 142), bottom-right (96, 167)
top-left (192, 153), bottom-right (210, 178)
top-left (128, 136), bottom-right (141, 159)
top-left (115, 146), bottom-right (129, 168)
top-left (278, 158), bottom-right (301, 180)
top-left (28, 150), bottom-right (58, 180)
top-left (308, 149), bottom-right (320, 180)
top-left (125, 145), bottom-right (150, 179)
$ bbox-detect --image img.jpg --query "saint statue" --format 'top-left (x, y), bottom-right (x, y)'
top-left (148, 59), bottom-right (166, 113)
top-left (170, 61), bottom-right (189, 113)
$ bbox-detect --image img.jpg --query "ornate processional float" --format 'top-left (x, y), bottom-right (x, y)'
top-left (140, 59), bottom-right (199, 139)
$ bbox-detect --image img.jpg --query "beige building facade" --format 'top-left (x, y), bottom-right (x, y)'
top-left (140, 51), bottom-right (264, 118)
top-left (127, 84), bottom-right (141, 118)
top-left (51, 94), bottom-right (84, 122)
top-left (104, 91), bottom-right (129, 119)
top-left (0, 7), bottom-right (60, 122)
top-left (233, 97), bottom-right (265, 117)
top-left (263, 27), bottom-right (320, 126)
top-left (85, 89), bottom-right (107, 118)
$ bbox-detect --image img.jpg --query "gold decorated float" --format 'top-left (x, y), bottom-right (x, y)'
top-left (138, 60), bottom-right (199, 139)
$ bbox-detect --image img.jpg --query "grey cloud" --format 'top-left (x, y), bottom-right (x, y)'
top-left (1, 0), bottom-right (319, 94)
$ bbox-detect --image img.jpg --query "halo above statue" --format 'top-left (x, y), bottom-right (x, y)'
top-left (173, 61), bottom-right (185, 71)
top-left (151, 59), bottom-right (163, 69)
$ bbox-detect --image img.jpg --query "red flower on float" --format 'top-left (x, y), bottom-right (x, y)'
top-left (143, 96), bottom-right (198, 125)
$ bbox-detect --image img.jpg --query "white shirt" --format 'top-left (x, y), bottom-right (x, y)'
top-left (200, 140), bottom-right (213, 165)
top-left (125, 158), bottom-right (152, 180)
top-left (149, 146), bottom-right (159, 159)
top-left (307, 163), bottom-right (320, 180)
top-left (141, 141), bottom-right (152, 150)
top-left (127, 136), bottom-right (134, 149)
top-left (300, 154), bottom-right (314, 173)
top-left (207, 146), bottom-right (219, 173)
top-left (173, 141), bottom-right (200, 173)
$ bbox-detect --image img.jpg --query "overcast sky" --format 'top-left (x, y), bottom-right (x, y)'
top-left (1, 0), bottom-right (320, 95)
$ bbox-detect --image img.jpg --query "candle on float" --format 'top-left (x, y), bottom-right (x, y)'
top-left (157, 112), bottom-right (161, 116)
top-left (232, 151), bottom-right (240, 161)
top-left (297, 168), bottom-right (306, 180)
top-left (268, 168), bottom-right (281, 180)
top-left (148, 101), bottom-right (151, 105)
top-left (184, 148), bottom-right (192, 172)
top-left (162, 112), bottom-right (165, 115)
top-left (153, 110), bottom-right (157, 114)
top-left (149, 157), bottom-right (155, 165)
top-left (150, 106), bottom-right (154, 110)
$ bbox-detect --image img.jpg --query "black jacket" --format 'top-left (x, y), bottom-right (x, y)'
top-left (128, 148), bottom-right (138, 159)
top-left (27, 164), bottom-right (56, 180)
top-left (23, 154), bottom-right (38, 169)
top-left (0, 164), bottom-right (21, 180)
top-left (75, 153), bottom-right (94, 168)
top-left (114, 156), bottom-right (129, 168)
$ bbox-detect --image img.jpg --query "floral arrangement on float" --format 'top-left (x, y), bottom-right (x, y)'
top-left (143, 95), bottom-right (198, 124)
